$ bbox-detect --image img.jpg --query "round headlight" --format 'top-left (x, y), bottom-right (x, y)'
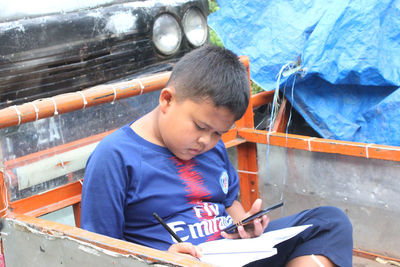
top-left (152, 14), bottom-right (182, 55)
top-left (183, 8), bottom-right (207, 47)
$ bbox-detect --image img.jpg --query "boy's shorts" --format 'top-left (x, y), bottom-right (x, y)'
top-left (244, 206), bottom-right (353, 267)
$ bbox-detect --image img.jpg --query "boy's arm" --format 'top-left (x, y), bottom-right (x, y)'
top-left (224, 199), bottom-right (269, 239)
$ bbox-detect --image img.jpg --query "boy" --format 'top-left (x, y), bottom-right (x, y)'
top-left (81, 45), bottom-right (353, 266)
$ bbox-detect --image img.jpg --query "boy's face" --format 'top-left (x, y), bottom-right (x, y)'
top-left (158, 88), bottom-right (235, 161)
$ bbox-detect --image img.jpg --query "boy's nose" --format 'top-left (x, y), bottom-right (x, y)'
top-left (198, 133), bottom-right (212, 146)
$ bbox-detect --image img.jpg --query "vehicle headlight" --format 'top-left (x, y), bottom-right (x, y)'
top-left (152, 14), bottom-right (182, 55)
top-left (182, 7), bottom-right (207, 47)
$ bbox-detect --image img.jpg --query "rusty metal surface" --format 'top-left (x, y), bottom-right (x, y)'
top-left (1, 215), bottom-right (211, 267)
top-left (1, 218), bottom-right (152, 267)
top-left (0, 0), bottom-right (209, 108)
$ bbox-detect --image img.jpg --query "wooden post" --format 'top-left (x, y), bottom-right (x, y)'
top-left (234, 57), bottom-right (259, 211)
top-left (73, 202), bottom-right (81, 228)
top-left (0, 170), bottom-right (7, 219)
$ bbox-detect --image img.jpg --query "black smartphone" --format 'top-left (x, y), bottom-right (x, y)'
top-left (224, 201), bottom-right (284, 233)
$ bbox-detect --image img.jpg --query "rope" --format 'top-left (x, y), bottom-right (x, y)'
top-left (112, 86), bottom-right (117, 104)
top-left (11, 105), bottom-right (22, 125)
top-left (365, 143), bottom-right (373, 159)
top-left (308, 137), bottom-right (317, 152)
top-left (50, 98), bottom-right (59, 115)
top-left (29, 102), bottom-right (39, 121)
top-left (134, 79), bottom-right (145, 95)
top-left (77, 91), bottom-right (88, 109)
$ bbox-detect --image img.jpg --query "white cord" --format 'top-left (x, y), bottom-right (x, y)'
top-left (77, 91), bottom-right (87, 109)
top-left (269, 61), bottom-right (297, 130)
top-left (365, 143), bottom-right (373, 158)
top-left (56, 155), bottom-right (65, 169)
top-left (29, 102), bottom-right (39, 121)
top-left (134, 79), bottom-right (145, 95)
top-left (308, 137), bottom-right (317, 152)
top-left (11, 105), bottom-right (22, 125)
top-left (112, 86), bottom-right (117, 104)
top-left (267, 131), bottom-right (276, 144)
top-left (237, 170), bottom-right (258, 175)
top-left (50, 98), bottom-right (58, 115)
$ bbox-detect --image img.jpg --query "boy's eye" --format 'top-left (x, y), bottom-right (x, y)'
top-left (195, 123), bottom-right (205, 130)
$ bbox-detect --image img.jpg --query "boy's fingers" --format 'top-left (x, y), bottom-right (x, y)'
top-left (222, 215), bottom-right (269, 239)
top-left (261, 215), bottom-right (270, 230)
top-left (221, 230), bottom-right (239, 239)
top-left (168, 242), bottom-right (202, 258)
top-left (194, 245), bottom-right (203, 258)
top-left (237, 225), bottom-right (251, 239)
top-left (249, 198), bottom-right (263, 215)
top-left (222, 200), bottom-right (270, 239)
top-left (251, 218), bottom-right (264, 237)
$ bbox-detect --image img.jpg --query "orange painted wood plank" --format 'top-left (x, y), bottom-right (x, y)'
top-left (73, 202), bottom-right (81, 228)
top-left (353, 248), bottom-right (400, 263)
top-left (251, 90), bottom-right (275, 108)
top-left (235, 57), bottom-right (254, 130)
top-left (221, 128), bottom-right (237, 143)
top-left (9, 180), bottom-right (82, 217)
top-left (224, 138), bottom-right (247, 149)
top-left (237, 142), bottom-right (259, 211)
top-left (237, 128), bottom-right (400, 162)
top-left (271, 97), bottom-right (290, 133)
top-left (234, 57), bottom-right (259, 210)
top-left (0, 172), bottom-right (7, 218)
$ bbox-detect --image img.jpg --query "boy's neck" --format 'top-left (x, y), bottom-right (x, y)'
top-left (130, 108), bottom-right (164, 146)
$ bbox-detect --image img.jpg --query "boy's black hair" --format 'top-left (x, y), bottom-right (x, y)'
top-left (166, 45), bottom-right (250, 120)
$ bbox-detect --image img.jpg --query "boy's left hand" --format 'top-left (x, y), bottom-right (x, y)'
top-left (221, 199), bottom-right (270, 239)
top-left (168, 242), bottom-right (203, 259)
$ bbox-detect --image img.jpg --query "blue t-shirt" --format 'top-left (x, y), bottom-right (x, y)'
top-left (81, 123), bottom-right (240, 250)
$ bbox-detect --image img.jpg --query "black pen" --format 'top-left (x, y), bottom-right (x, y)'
top-left (153, 212), bottom-right (183, 243)
top-left (224, 201), bottom-right (284, 233)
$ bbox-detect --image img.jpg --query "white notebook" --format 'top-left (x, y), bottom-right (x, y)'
top-left (198, 224), bottom-right (312, 267)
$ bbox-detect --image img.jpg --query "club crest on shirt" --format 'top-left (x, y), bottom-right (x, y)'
top-left (219, 171), bottom-right (229, 194)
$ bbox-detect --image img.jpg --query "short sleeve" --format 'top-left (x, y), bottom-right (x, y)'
top-left (80, 131), bottom-right (128, 240)
top-left (216, 140), bottom-right (240, 208)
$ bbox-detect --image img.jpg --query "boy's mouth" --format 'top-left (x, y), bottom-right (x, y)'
top-left (188, 148), bottom-right (202, 155)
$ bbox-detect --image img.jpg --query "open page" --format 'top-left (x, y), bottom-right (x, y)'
top-left (198, 224), bottom-right (312, 267)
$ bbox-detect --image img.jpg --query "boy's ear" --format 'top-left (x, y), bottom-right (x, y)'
top-left (159, 87), bottom-right (176, 113)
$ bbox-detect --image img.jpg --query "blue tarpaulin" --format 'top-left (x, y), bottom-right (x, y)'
top-left (209, 0), bottom-right (400, 146)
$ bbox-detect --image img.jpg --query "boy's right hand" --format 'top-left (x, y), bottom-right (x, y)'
top-left (168, 242), bottom-right (203, 259)
top-left (222, 198), bottom-right (270, 239)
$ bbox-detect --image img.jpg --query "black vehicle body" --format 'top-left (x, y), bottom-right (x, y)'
top-left (0, 0), bottom-right (209, 108)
